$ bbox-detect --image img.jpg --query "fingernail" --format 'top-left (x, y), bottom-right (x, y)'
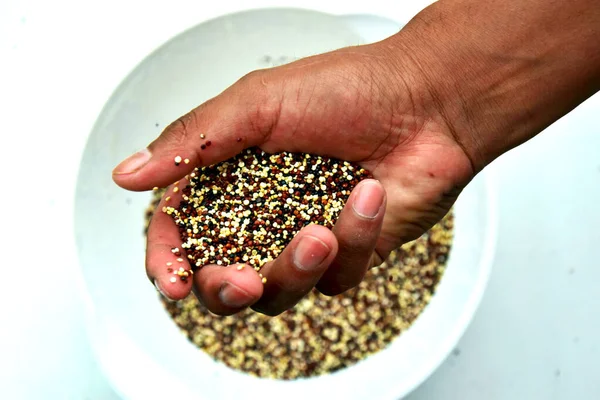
top-left (294, 235), bottom-right (330, 271)
top-left (154, 279), bottom-right (175, 302)
top-left (113, 148), bottom-right (152, 175)
top-left (352, 180), bottom-right (384, 218)
top-left (219, 282), bottom-right (254, 308)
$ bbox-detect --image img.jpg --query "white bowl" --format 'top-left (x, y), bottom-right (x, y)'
top-left (74, 8), bottom-right (497, 400)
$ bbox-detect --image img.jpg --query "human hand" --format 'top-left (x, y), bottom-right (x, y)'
top-left (112, 35), bottom-right (475, 316)
top-left (115, 0), bottom-right (600, 316)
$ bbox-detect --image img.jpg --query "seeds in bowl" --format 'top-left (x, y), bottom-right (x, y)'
top-left (144, 151), bottom-right (454, 379)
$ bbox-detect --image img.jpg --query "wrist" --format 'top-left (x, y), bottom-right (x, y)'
top-left (373, 4), bottom-right (494, 173)
top-left (382, 0), bottom-right (600, 171)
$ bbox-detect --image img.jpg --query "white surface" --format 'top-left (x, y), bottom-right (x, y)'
top-left (1, 0), bottom-right (599, 399)
top-left (73, 8), bottom-right (495, 400)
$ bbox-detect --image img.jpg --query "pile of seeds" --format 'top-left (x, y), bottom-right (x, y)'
top-left (163, 148), bottom-right (372, 272)
top-left (146, 189), bottom-right (454, 379)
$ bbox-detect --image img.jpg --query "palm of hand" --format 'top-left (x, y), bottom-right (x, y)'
top-left (260, 48), bottom-right (474, 260)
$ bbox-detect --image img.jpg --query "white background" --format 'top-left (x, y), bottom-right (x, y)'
top-left (1, 0), bottom-right (599, 399)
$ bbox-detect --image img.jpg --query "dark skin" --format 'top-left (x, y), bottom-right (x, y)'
top-left (113, 0), bottom-right (600, 316)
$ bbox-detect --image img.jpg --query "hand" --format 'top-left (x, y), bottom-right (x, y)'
top-left (112, 35), bottom-right (474, 316)
top-left (114, 0), bottom-right (599, 317)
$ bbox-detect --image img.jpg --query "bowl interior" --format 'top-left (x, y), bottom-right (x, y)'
top-left (74, 8), bottom-right (496, 400)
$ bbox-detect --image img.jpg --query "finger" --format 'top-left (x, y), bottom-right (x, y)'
top-left (112, 71), bottom-right (279, 191)
top-left (192, 264), bottom-right (263, 316)
top-left (146, 179), bottom-right (194, 301)
top-left (251, 224), bottom-right (338, 316)
top-left (316, 179), bottom-right (386, 296)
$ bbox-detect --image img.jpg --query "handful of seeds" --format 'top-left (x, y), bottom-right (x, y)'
top-left (145, 148), bottom-right (454, 379)
top-left (163, 148), bottom-right (372, 272)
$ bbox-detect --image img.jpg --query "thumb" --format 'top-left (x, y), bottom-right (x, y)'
top-left (112, 71), bottom-right (280, 191)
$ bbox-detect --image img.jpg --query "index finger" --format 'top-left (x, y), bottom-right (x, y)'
top-left (112, 71), bottom-right (275, 191)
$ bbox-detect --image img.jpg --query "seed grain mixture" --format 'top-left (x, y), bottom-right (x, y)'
top-left (145, 149), bottom-right (454, 379)
top-left (162, 148), bottom-right (372, 272)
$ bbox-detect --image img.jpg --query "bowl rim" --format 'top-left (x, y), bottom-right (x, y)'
top-left (385, 168), bottom-right (499, 399)
top-left (71, 7), bottom-right (499, 400)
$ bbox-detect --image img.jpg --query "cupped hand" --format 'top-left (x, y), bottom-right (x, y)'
top-left (112, 35), bottom-right (474, 316)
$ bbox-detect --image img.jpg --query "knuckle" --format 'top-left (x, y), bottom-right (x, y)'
top-left (231, 69), bottom-right (280, 143)
top-left (243, 75), bottom-right (279, 142)
top-left (246, 101), bottom-right (276, 142)
top-left (162, 112), bottom-right (198, 146)
top-left (237, 69), bottom-right (264, 85)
